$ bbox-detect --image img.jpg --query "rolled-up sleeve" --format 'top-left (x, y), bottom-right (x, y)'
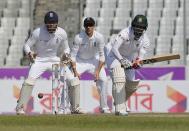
top-left (70, 35), bottom-right (80, 62)
top-left (24, 32), bottom-right (37, 54)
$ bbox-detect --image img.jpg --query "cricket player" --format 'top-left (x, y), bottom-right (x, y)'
top-left (105, 14), bottom-right (150, 116)
top-left (65, 17), bottom-right (110, 114)
top-left (16, 11), bottom-right (70, 114)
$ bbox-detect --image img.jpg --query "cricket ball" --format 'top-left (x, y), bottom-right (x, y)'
top-left (38, 93), bottom-right (43, 99)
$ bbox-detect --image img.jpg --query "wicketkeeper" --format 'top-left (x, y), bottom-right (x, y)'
top-left (64, 17), bottom-right (110, 114)
top-left (104, 14), bottom-right (150, 116)
top-left (16, 11), bottom-right (71, 115)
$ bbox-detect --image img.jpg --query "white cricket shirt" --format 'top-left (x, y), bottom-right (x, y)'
top-left (24, 25), bottom-right (70, 62)
top-left (71, 30), bottom-right (105, 62)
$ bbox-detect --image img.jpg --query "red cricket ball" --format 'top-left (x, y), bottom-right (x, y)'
top-left (38, 93), bottom-right (43, 99)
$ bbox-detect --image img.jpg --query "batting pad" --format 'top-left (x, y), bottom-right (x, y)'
top-left (125, 79), bottom-right (140, 101)
top-left (68, 77), bottom-right (80, 111)
top-left (16, 82), bottom-right (33, 110)
top-left (111, 66), bottom-right (126, 112)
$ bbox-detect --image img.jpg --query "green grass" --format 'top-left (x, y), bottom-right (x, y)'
top-left (0, 113), bottom-right (189, 131)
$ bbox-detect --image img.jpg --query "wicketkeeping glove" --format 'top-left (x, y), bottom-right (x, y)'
top-left (120, 59), bottom-right (132, 69)
top-left (61, 53), bottom-right (72, 65)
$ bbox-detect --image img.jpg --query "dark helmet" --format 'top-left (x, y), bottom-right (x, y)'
top-left (131, 15), bottom-right (148, 40)
top-left (44, 11), bottom-right (58, 33)
top-left (83, 17), bottom-right (95, 27)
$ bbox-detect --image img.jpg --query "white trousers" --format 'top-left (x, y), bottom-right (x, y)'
top-left (28, 61), bottom-right (60, 80)
top-left (66, 57), bottom-right (109, 110)
top-left (104, 43), bottom-right (135, 81)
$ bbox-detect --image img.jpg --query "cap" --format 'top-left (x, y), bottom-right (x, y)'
top-left (83, 17), bottom-right (95, 27)
top-left (44, 11), bottom-right (58, 24)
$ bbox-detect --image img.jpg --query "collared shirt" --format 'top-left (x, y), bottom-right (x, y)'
top-left (111, 26), bottom-right (150, 61)
top-left (24, 25), bottom-right (70, 62)
top-left (71, 30), bottom-right (105, 62)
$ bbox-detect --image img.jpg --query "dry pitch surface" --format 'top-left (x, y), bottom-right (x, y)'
top-left (0, 113), bottom-right (189, 131)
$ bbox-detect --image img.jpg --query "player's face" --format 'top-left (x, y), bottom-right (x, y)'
top-left (84, 24), bottom-right (95, 37)
top-left (45, 22), bottom-right (58, 33)
top-left (132, 27), bottom-right (145, 40)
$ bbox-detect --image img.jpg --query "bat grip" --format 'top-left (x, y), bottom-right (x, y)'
top-left (121, 65), bottom-right (133, 69)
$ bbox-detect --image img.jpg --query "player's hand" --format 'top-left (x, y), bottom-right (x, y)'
top-left (120, 59), bottom-right (132, 69)
top-left (94, 69), bottom-right (100, 82)
top-left (132, 58), bottom-right (142, 69)
top-left (28, 51), bottom-right (37, 63)
top-left (61, 53), bottom-right (71, 65)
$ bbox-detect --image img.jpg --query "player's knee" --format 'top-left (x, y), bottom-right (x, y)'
top-left (69, 77), bottom-right (80, 87)
top-left (111, 66), bottom-right (126, 84)
top-left (24, 77), bottom-right (36, 86)
top-left (125, 79), bottom-right (140, 99)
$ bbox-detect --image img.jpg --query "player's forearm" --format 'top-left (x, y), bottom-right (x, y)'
top-left (96, 60), bottom-right (104, 73)
top-left (71, 61), bottom-right (77, 72)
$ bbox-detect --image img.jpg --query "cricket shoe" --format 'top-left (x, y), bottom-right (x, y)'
top-left (100, 108), bottom-right (111, 114)
top-left (126, 105), bottom-right (130, 112)
top-left (71, 107), bottom-right (86, 114)
top-left (57, 108), bottom-right (71, 115)
top-left (115, 111), bottom-right (128, 116)
top-left (16, 107), bottom-right (25, 115)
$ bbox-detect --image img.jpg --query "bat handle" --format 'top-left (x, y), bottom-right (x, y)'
top-left (121, 65), bottom-right (133, 69)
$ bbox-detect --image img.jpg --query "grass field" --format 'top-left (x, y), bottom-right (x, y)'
top-left (0, 113), bottom-right (189, 131)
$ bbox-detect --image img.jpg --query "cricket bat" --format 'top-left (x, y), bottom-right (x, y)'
top-left (125, 54), bottom-right (180, 69)
top-left (140, 54), bottom-right (180, 65)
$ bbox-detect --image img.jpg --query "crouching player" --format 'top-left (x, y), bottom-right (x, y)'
top-left (16, 11), bottom-right (70, 114)
top-left (64, 17), bottom-right (110, 114)
top-left (104, 15), bottom-right (150, 116)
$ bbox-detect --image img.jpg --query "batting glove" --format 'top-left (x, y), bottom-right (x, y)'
top-left (132, 58), bottom-right (142, 69)
top-left (120, 59), bottom-right (132, 69)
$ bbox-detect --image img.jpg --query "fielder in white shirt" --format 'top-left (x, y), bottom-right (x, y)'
top-left (66, 17), bottom-right (110, 113)
top-left (105, 15), bottom-right (150, 116)
top-left (16, 11), bottom-right (70, 115)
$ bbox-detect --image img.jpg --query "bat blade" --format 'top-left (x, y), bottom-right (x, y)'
top-left (141, 54), bottom-right (180, 65)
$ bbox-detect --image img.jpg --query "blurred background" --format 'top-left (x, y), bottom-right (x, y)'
top-left (0, 0), bottom-right (189, 114)
top-left (0, 0), bottom-right (188, 67)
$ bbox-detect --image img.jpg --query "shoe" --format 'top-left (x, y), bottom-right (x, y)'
top-left (16, 107), bottom-right (25, 115)
top-left (71, 107), bottom-right (86, 114)
top-left (100, 108), bottom-right (111, 114)
top-left (103, 109), bottom-right (111, 114)
top-left (115, 111), bottom-right (128, 116)
top-left (57, 108), bottom-right (71, 115)
top-left (126, 105), bottom-right (130, 112)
